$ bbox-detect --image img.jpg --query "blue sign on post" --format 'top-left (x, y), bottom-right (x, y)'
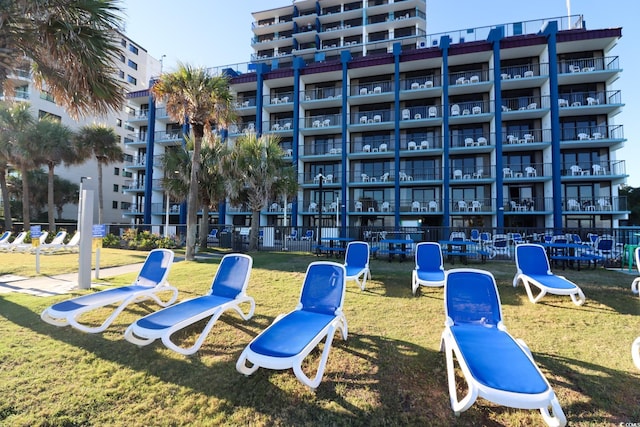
top-left (30, 225), bottom-right (41, 238)
top-left (92, 224), bottom-right (106, 238)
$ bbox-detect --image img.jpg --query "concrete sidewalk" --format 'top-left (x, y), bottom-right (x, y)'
top-left (0, 263), bottom-right (146, 297)
top-left (0, 253), bottom-right (219, 297)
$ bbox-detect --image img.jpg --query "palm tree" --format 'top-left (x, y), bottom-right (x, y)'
top-left (0, 0), bottom-right (125, 118)
top-left (151, 64), bottom-right (235, 260)
top-left (53, 176), bottom-right (80, 222)
top-left (27, 117), bottom-right (75, 232)
top-left (198, 136), bottom-right (228, 249)
top-left (0, 107), bottom-right (15, 229)
top-left (161, 135), bottom-right (228, 249)
top-left (225, 133), bottom-right (297, 251)
top-left (74, 124), bottom-right (123, 224)
top-left (0, 103), bottom-right (35, 229)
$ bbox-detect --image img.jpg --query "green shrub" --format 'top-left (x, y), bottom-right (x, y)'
top-left (102, 233), bottom-right (121, 248)
top-left (120, 228), bottom-right (179, 251)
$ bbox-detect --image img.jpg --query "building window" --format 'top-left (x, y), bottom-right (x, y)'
top-left (112, 201), bottom-right (118, 209)
top-left (118, 70), bottom-right (125, 79)
top-left (38, 111), bottom-right (61, 122)
top-left (15, 84), bottom-right (29, 99)
top-left (120, 39), bottom-right (127, 47)
top-left (129, 44), bottom-right (139, 55)
top-left (40, 91), bottom-right (55, 103)
top-left (113, 184), bottom-right (119, 192)
top-left (119, 53), bottom-right (125, 63)
top-left (127, 75), bottom-right (137, 85)
top-left (127, 59), bottom-right (138, 70)
top-left (116, 118), bottom-right (122, 127)
top-left (114, 167), bottom-right (120, 176)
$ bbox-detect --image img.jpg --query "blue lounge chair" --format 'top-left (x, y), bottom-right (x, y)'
top-left (300, 230), bottom-right (314, 241)
top-left (124, 253), bottom-right (254, 355)
top-left (412, 242), bottom-right (445, 295)
top-left (41, 249), bottom-right (178, 333)
top-left (236, 261), bottom-right (347, 389)
top-left (0, 231), bottom-right (11, 245)
top-left (441, 269), bottom-right (567, 426)
top-left (344, 241), bottom-right (370, 290)
top-left (0, 231), bottom-right (26, 252)
top-left (513, 244), bottom-right (585, 306)
top-left (207, 228), bottom-right (218, 243)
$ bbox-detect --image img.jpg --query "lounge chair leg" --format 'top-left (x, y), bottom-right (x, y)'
top-left (442, 332), bottom-right (478, 415)
top-left (539, 394), bottom-right (567, 427)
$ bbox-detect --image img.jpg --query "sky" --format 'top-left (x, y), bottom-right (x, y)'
top-left (119, 0), bottom-right (639, 185)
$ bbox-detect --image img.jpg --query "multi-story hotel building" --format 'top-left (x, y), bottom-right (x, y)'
top-left (1, 31), bottom-right (160, 225)
top-left (125, 0), bottom-right (626, 235)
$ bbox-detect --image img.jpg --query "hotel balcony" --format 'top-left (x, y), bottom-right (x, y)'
top-left (122, 180), bottom-right (145, 193)
top-left (300, 114), bottom-right (342, 134)
top-left (559, 124), bottom-right (624, 148)
top-left (561, 196), bottom-right (627, 214)
top-left (155, 130), bottom-right (183, 146)
top-left (557, 56), bottom-right (621, 84)
top-left (557, 90), bottom-right (622, 116)
top-left (560, 160), bottom-right (626, 180)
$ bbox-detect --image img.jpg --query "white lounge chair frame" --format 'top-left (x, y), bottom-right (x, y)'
top-left (513, 244), bottom-right (585, 306)
top-left (631, 247), bottom-right (640, 295)
top-left (412, 242), bottom-right (445, 294)
top-left (42, 232), bottom-right (80, 254)
top-left (441, 268), bottom-right (567, 427)
top-left (633, 337), bottom-right (640, 370)
top-left (236, 261), bottom-right (347, 389)
top-left (124, 253), bottom-right (254, 355)
top-left (41, 249), bottom-right (178, 333)
top-left (344, 241), bottom-right (371, 290)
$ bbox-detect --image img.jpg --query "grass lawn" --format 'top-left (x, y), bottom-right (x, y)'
top-left (0, 249), bottom-right (638, 426)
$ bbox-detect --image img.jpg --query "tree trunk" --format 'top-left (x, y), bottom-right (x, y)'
top-left (0, 167), bottom-right (12, 230)
top-left (249, 210), bottom-right (260, 251)
top-left (185, 130), bottom-right (202, 261)
top-left (97, 161), bottom-right (104, 224)
top-left (198, 202), bottom-right (209, 249)
top-left (47, 163), bottom-right (56, 233)
top-left (20, 163), bottom-right (30, 230)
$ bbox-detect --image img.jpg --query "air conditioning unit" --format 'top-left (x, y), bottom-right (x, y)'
top-left (417, 40), bottom-right (427, 49)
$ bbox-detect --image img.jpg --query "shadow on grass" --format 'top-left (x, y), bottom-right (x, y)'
top-left (534, 351), bottom-right (640, 424)
top-left (0, 294), bottom-right (463, 425)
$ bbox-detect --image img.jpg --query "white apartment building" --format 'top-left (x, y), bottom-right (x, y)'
top-left (1, 31), bottom-right (160, 226)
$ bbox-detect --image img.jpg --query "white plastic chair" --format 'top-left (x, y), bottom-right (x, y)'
top-left (514, 244), bottom-right (586, 305)
top-left (344, 241), bottom-right (371, 291)
top-left (441, 269), bottom-right (567, 426)
top-left (41, 249), bottom-right (178, 333)
top-left (412, 242), bottom-right (445, 295)
top-left (567, 199), bottom-right (581, 211)
top-left (236, 262), bottom-right (348, 389)
top-left (125, 254), bottom-right (254, 355)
